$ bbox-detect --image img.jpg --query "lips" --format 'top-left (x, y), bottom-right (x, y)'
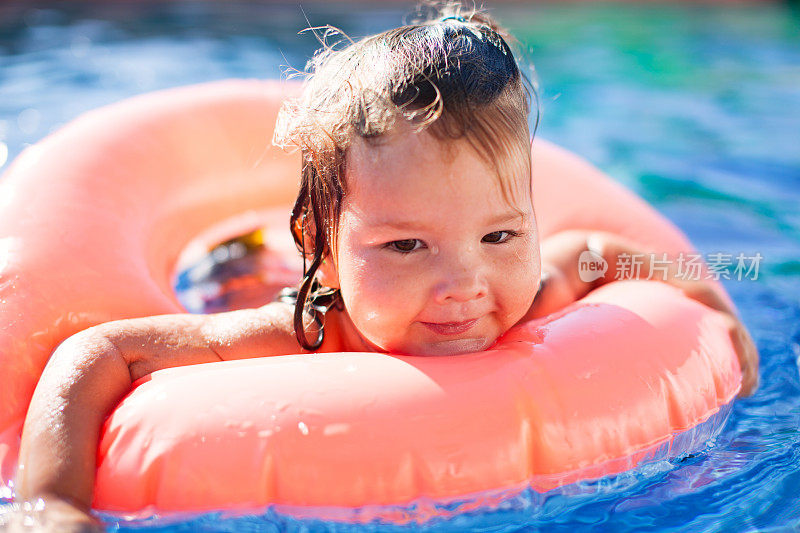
top-left (421, 319), bottom-right (478, 336)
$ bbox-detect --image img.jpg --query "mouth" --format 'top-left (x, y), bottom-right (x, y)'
top-left (421, 319), bottom-right (479, 336)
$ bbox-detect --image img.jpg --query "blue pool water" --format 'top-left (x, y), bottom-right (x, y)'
top-left (1, 1), bottom-right (799, 531)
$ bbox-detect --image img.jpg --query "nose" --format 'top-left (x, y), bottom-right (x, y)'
top-left (432, 246), bottom-right (488, 304)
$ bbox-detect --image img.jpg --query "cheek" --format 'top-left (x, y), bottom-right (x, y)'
top-left (492, 239), bottom-right (541, 321)
top-left (341, 251), bottom-right (414, 304)
top-left (336, 247), bottom-right (426, 345)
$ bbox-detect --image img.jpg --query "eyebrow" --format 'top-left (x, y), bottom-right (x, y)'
top-left (371, 212), bottom-right (527, 230)
top-left (486, 212), bottom-right (527, 226)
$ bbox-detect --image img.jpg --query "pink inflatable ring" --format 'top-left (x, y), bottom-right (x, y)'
top-left (0, 80), bottom-right (741, 518)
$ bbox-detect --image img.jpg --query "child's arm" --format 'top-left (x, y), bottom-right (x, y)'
top-left (526, 230), bottom-right (759, 397)
top-left (15, 303), bottom-right (299, 529)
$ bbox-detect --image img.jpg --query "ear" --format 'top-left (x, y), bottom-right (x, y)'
top-left (317, 254), bottom-right (340, 289)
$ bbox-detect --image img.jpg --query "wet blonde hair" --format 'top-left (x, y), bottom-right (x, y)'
top-left (273, 3), bottom-right (536, 349)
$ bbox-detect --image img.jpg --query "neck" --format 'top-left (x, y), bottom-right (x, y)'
top-left (318, 307), bottom-right (380, 354)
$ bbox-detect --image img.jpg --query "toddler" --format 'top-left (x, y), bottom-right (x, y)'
top-left (12, 5), bottom-right (757, 531)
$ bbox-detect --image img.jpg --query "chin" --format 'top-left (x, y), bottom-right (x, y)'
top-left (399, 336), bottom-right (494, 357)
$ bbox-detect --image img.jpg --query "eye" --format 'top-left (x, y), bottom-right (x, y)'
top-left (387, 239), bottom-right (425, 253)
top-left (482, 230), bottom-right (519, 244)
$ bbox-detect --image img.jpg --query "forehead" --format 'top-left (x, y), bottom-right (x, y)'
top-left (343, 126), bottom-right (531, 221)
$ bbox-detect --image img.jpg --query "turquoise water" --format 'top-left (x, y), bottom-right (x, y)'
top-left (1, 1), bottom-right (799, 530)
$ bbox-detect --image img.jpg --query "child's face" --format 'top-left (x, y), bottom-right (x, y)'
top-left (326, 125), bottom-right (540, 356)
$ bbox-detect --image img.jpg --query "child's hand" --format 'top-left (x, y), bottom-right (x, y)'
top-left (3, 497), bottom-right (104, 532)
top-left (724, 311), bottom-right (759, 397)
top-left (675, 277), bottom-right (759, 397)
top-left (530, 230), bottom-right (760, 398)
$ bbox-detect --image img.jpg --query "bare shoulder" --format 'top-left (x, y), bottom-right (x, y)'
top-left (89, 302), bottom-right (302, 380)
